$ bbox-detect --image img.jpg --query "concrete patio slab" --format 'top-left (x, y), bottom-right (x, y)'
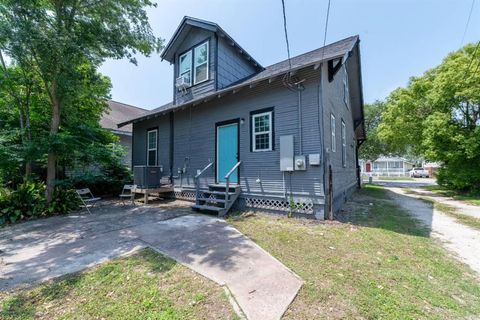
top-left (0, 201), bottom-right (302, 320)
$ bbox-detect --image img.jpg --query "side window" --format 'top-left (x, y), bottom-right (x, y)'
top-left (251, 109), bottom-right (274, 152)
top-left (341, 120), bottom-right (346, 167)
top-left (147, 129), bottom-right (158, 166)
top-left (194, 41), bottom-right (209, 84)
top-left (179, 51), bottom-right (192, 85)
top-left (331, 114), bottom-right (336, 152)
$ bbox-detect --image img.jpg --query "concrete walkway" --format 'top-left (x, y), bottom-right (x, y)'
top-left (0, 201), bottom-right (302, 320)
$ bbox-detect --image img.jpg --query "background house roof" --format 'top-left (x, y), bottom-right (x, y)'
top-left (101, 100), bottom-right (147, 135)
top-left (119, 35), bottom-right (361, 129)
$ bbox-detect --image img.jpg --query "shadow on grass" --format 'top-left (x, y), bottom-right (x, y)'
top-left (0, 249), bottom-right (177, 320)
top-left (336, 184), bottom-right (432, 238)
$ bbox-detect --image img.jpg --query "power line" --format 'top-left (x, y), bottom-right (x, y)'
top-left (281, 0), bottom-right (292, 69)
top-left (463, 40), bottom-right (480, 82)
top-left (460, 0), bottom-right (476, 46)
top-left (322, 0), bottom-right (332, 50)
top-left (320, 0), bottom-right (332, 62)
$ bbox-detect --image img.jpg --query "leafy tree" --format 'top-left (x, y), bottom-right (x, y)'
top-left (358, 100), bottom-right (391, 161)
top-left (378, 43), bottom-right (480, 192)
top-left (0, 0), bottom-right (162, 201)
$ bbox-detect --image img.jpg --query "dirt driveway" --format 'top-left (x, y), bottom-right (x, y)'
top-left (375, 182), bottom-right (480, 274)
top-left (0, 201), bottom-right (302, 320)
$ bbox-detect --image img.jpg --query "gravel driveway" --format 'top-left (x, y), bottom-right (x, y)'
top-left (380, 185), bottom-right (480, 274)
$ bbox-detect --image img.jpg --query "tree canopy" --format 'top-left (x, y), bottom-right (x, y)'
top-left (0, 0), bottom-right (163, 199)
top-left (377, 43), bottom-right (480, 192)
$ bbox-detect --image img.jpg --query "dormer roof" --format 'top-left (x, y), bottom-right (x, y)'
top-left (161, 16), bottom-right (263, 70)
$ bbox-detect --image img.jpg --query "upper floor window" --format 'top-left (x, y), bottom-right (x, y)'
top-left (331, 114), bottom-right (336, 152)
top-left (194, 42), bottom-right (209, 84)
top-left (251, 108), bottom-right (274, 152)
top-left (178, 40), bottom-right (209, 87)
top-left (147, 129), bottom-right (158, 166)
top-left (179, 51), bottom-right (192, 86)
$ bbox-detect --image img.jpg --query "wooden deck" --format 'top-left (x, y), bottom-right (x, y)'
top-left (133, 185), bottom-right (174, 204)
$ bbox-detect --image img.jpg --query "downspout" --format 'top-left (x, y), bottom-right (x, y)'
top-left (297, 88), bottom-right (303, 154)
top-left (169, 111), bottom-right (174, 184)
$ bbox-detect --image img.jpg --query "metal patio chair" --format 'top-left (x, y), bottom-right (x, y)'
top-left (76, 188), bottom-right (101, 214)
top-left (119, 184), bottom-right (137, 205)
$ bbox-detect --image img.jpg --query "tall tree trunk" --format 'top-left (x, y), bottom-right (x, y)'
top-left (46, 82), bottom-right (61, 202)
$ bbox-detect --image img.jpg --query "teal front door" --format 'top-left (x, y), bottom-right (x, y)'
top-left (217, 122), bottom-right (239, 183)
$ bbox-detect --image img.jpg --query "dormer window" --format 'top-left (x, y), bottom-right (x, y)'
top-left (178, 40), bottom-right (209, 87)
top-left (179, 51), bottom-right (192, 86)
top-left (194, 42), bottom-right (209, 84)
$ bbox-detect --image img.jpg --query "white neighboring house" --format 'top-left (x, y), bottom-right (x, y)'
top-left (101, 101), bottom-right (147, 167)
top-left (359, 156), bottom-right (414, 176)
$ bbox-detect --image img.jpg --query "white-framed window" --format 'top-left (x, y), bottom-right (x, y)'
top-left (179, 51), bottom-right (192, 86)
top-left (147, 129), bottom-right (158, 166)
top-left (330, 114), bottom-right (336, 152)
top-left (194, 41), bottom-right (209, 85)
top-left (341, 120), bottom-right (346, 167)
top-left (252, 111), bottom-right (273, 152)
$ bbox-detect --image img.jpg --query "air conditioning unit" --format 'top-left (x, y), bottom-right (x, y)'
top-left (175, 75), bottom-right (189, 90)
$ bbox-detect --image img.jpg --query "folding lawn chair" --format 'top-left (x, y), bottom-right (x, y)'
top-left (119, 184), bottom-right (137, 205)
top-left (76, 188), bottom-right (101, 214)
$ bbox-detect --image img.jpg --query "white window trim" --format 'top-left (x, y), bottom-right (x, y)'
top-left (341, 120), bottom-right (346, 167)
top-left (147, 129), bottom-right (158, 166)
top-left (193, 41), bottom-right (209, 85)
top-left (178, 51), bottom-right (192, 86)
top-left (331, 114), bottom-right (336, 152)
top-left (252, 111), bottom-right (273, 152)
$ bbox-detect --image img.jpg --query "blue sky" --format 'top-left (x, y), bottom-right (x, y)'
top-left (100, 0), bottom-right (480, 110)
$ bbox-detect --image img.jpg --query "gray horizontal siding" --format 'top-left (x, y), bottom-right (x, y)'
top-left (217, 37), bottom-right (257, 89)
top-left (134, 68), bottom-right (325, 202)
top-left (173, 28), bottom-right (216, 105)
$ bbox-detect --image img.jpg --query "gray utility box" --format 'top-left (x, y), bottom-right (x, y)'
top-left (280, 135), bottom-right (294, 171)
top-left (134, 166), bottom-right (162, 188)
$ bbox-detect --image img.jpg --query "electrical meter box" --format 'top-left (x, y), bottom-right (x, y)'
top-left (294, 155), bottom-right (306, 171)
top-left (280, 135), bottom-right (294, 171)
top-left (309, 153), bottom-right (321, 166)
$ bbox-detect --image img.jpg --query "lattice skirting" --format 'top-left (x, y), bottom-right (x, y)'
top-left (173, 190), bottom-right (201, 201)
top-left (240, 196), bottom-right (315, 215)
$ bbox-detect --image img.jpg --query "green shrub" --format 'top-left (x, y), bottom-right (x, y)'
top-left (0, 181), bottom-right (46, 225)
top-left (68, 163), bottom-right (132, 196)
top-left (0, 181), bottom-right (82, 227)
top-left (48, 187), bottom-right (82, 214)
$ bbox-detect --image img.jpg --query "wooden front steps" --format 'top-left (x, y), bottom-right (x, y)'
top-left (192, 184), bottom-right (241, 216)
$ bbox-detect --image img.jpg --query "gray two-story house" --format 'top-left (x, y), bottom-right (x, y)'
top-left (119, 16), bottom-right (365, 219)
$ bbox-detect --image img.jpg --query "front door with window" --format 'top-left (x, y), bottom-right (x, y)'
top-left (216, 122), bottom-right (239, 184)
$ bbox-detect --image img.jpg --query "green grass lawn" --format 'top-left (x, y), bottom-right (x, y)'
top-left (0, 249), bottom-right (237, 320)
top-left (423, 185), bottom-right (480, 206)
top-left (375, 175), bottom-right (414, 181)
top-left (229, 185), bottom-right (480, 319)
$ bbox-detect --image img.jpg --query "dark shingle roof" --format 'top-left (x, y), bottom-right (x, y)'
top-left (119, 35), bottom-right (359, 127)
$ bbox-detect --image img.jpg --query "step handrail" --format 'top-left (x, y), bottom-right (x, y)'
top-left (195, 161), bottom-right (214, 204)
top-left (225, 161), bottom-right (242, 204)
top-left (195, 161), bottom-right (214, 180)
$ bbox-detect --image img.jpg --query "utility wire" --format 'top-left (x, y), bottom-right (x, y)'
top-left (281, 0), bottom-right (292, 70)
top-left (460, 0), bottom-right (476, 46)
top-left (320, 0), bottom-right (332, 65)
top-left (463, 40), bottom-right (480, 82)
